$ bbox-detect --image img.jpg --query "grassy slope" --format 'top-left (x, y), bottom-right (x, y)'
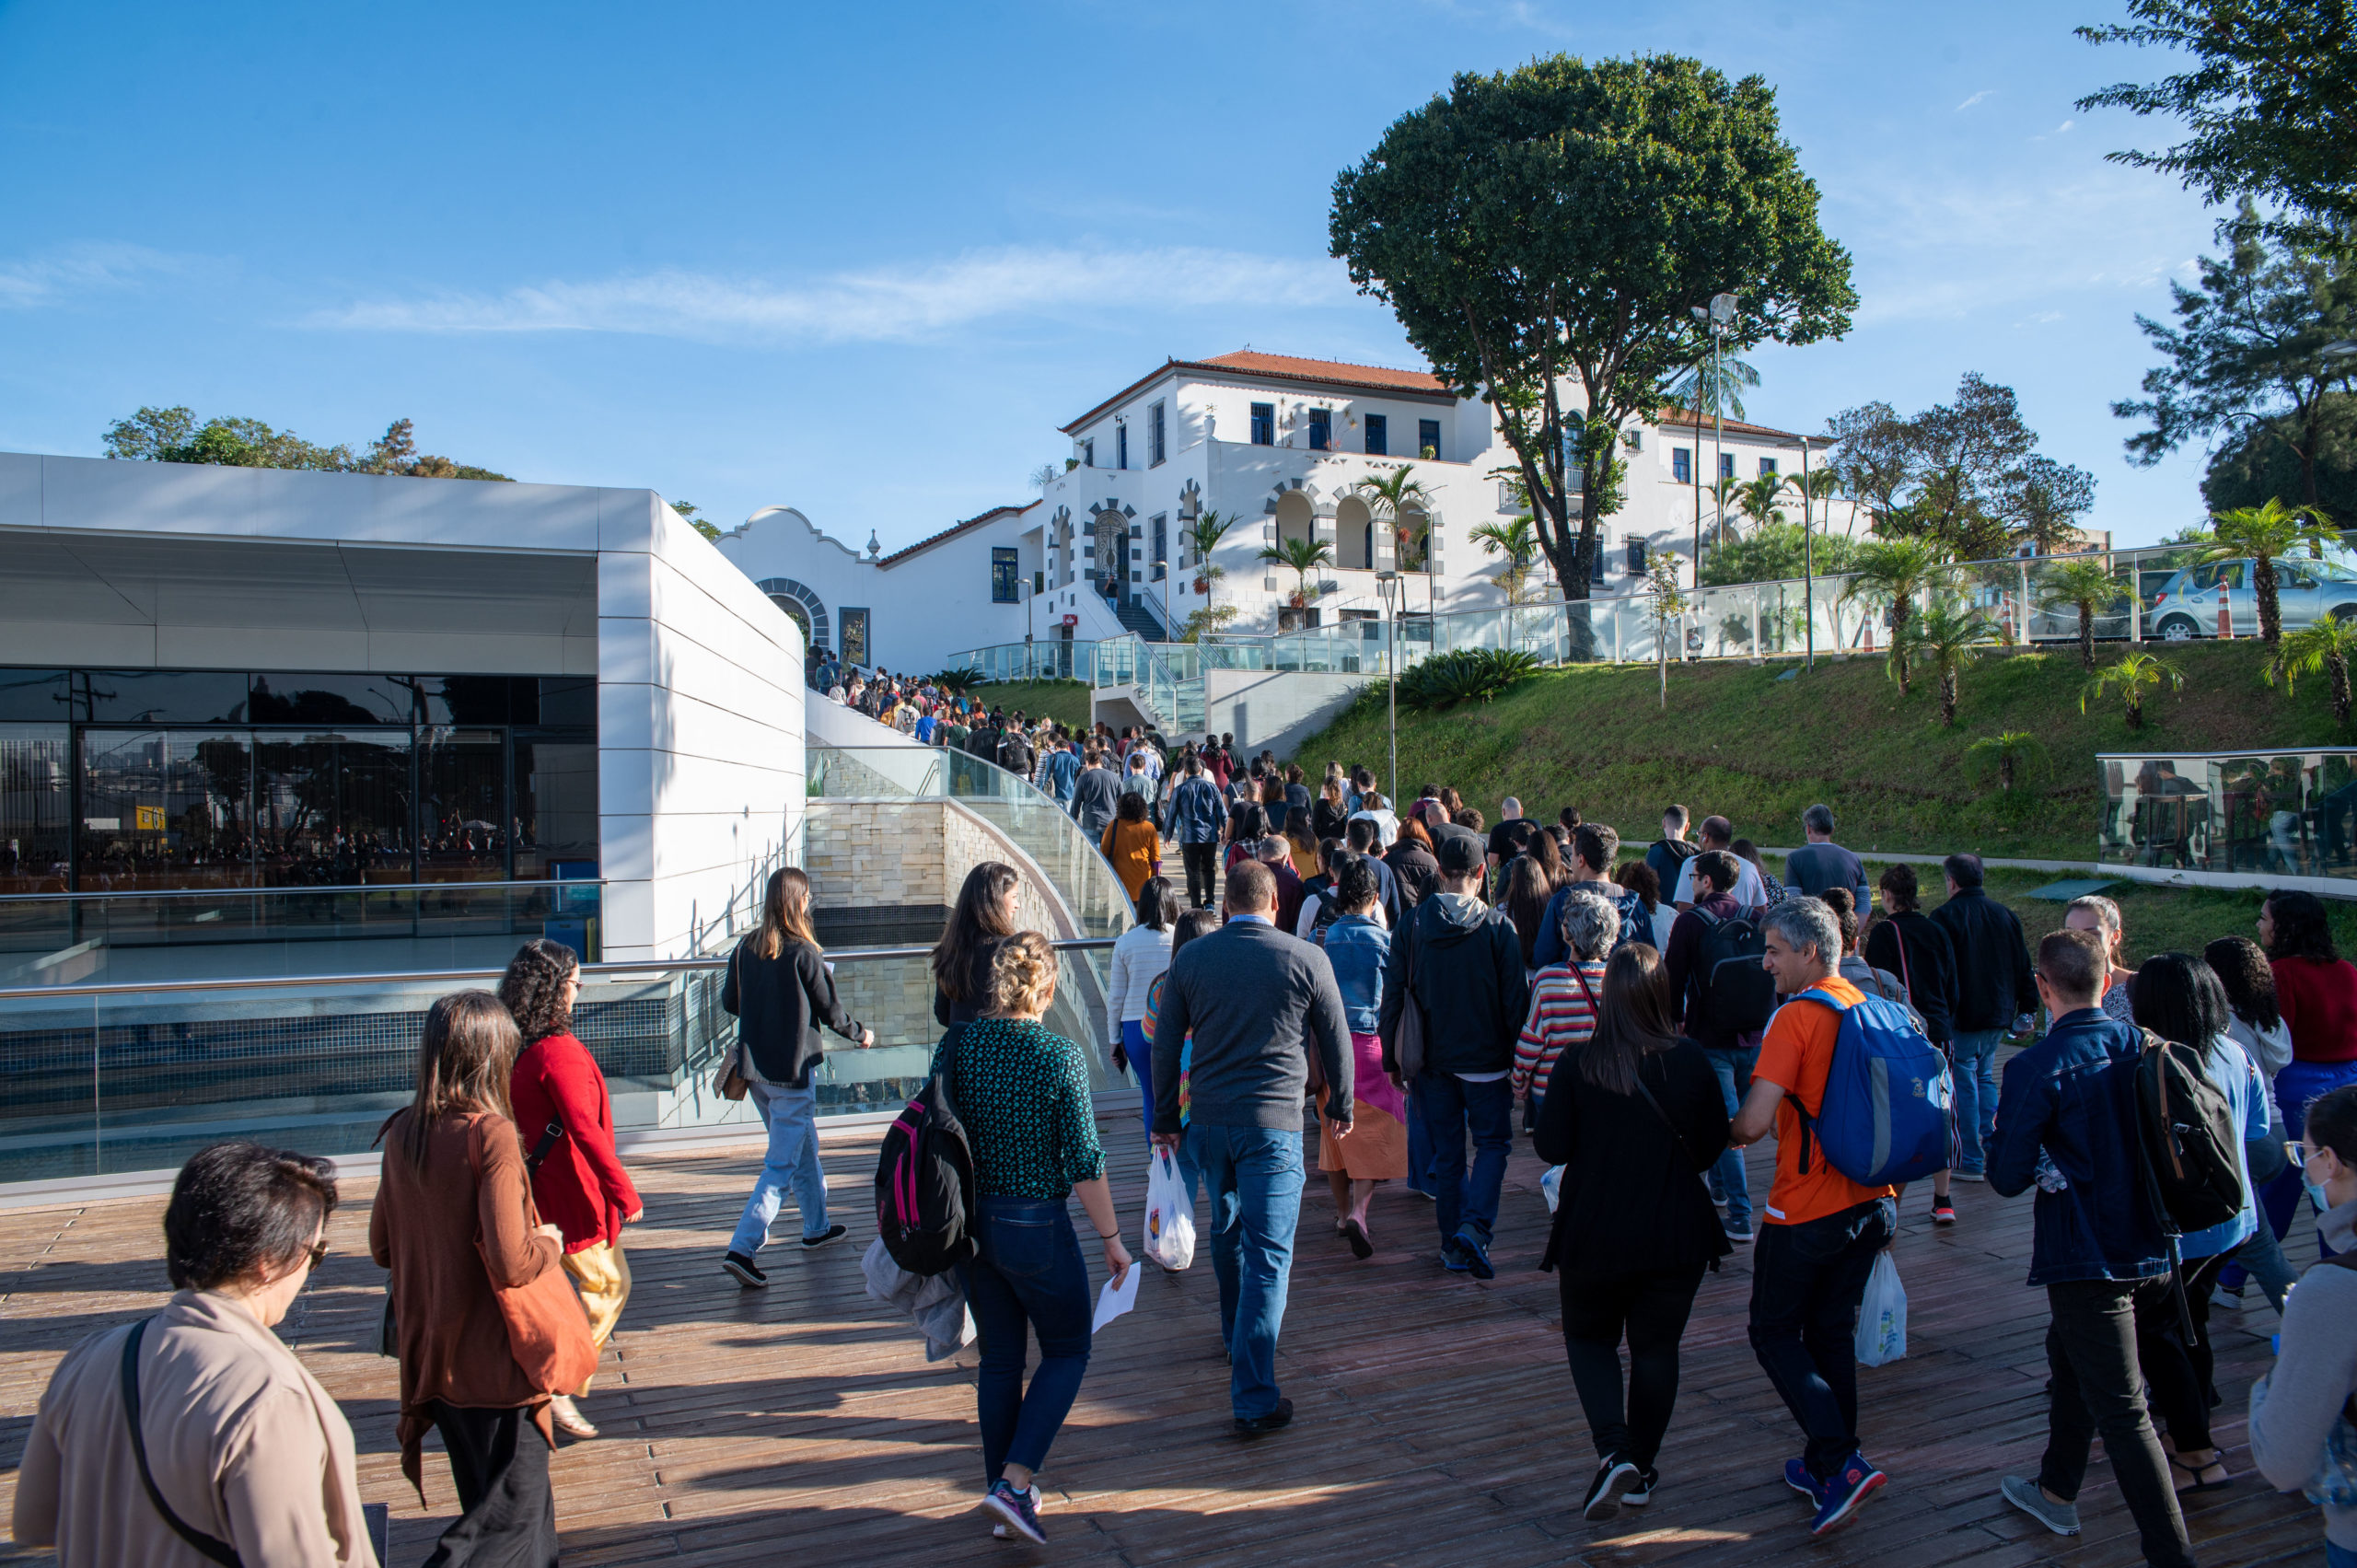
top-left (970, 679), bottom-right (1092, 732)
top-left (1289, 640), bottom-right (2352, 861)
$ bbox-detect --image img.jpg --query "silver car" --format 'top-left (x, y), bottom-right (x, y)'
top-left (2143, 556), bottom-right (2357, 640)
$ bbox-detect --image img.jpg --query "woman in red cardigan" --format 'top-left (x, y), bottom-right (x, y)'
top-left (2259, 890), bottom-right (2357, 1260)
top-left (500, 937), bottom-right (643, 1440)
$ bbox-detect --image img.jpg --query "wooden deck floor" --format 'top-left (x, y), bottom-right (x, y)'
top-left (0, 1111), bottom-right (2329, 1567)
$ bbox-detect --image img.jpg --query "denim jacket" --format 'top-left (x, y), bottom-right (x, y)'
top-left (1988, 1006), bottom-right (2171, 1286)
top-left (1320, 913), bottom-right (1390, 1035)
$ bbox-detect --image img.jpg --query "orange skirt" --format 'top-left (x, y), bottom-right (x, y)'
top-left (1318, 1088), bottom-right (1408, 1179)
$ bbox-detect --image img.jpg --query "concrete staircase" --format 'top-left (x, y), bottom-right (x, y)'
top-left (1113, 597), bottom-right (1168, 641)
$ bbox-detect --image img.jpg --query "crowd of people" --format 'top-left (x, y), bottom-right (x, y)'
top-left (16, 756), bottom-right (2357, 1566)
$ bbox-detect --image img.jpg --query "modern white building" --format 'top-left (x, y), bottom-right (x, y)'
top-left (714, 348), bottom-right (1870, 675)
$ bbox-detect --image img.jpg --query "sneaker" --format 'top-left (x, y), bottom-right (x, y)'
top-left (1783, 1458), bottom-right (1823, 1504)
top-left (1809, 1453), bottom-right (1886, 1536)
top-left (1583, 1456), bottom-right (1643, 1521)
top-left (1931, 1196), bottom-right (1956, 1225)
top-left (2001, 1474), bottom-right (2079, 1537)
top-left (800, 1223), bottom-right (849, 1249)
top-left (990, 1484), bottom-right (1045, 1540)
top-left (1440, 1237), bottom-right (1471, 1272)
top-left (1725, 1223), bottom-right (1756, 1245)
top-left (1621, 1468), bottom-right (1659, 1508)
top-left (981, 1478), bottom-right (1047, 1543)
top-left (2209, 1282), bottom-right (2245, 1311)
top-left (1951, 1167), bottom-right (1987, 1183)
top-left (1454, 1225), bottom-right (1495, 1281)
top-left (1233, 1397), bottom-right (1295, 1436)
top-left (721, 1250), bottom-right (769, 1289)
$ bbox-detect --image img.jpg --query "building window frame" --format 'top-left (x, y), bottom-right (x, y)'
top-left (1364, 412), bottom-right (1387, 456)
top-left (1149, 401), bottom-right (1167, 467)
top-left (1307, 408), bottom-right (1331, 451)
top-left (1418, 419), bottom-right (1442, 461)
top-left (1250, 402), bottom-right (1275, 446)
top-left (991, 547), bottom-right (1020, 604)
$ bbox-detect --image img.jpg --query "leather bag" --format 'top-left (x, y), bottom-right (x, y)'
top-left (468, 1117), bottom-right (600, 1396)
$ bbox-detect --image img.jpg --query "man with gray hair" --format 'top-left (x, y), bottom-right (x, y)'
top-left (1729, 895), bottom-right (1899, 1537)
top-left (1486, 796), bottom-right (1541, 870)
top-left (1783, 805), bottom-right (1870, 911)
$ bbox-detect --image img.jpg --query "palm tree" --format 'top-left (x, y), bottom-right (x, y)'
top-left (2185, 498), bottom-right (2338, 643)
top-left (1782, 468), bottom-right (1842, 540)
top-left (1840, 538), bottom-right (1953, 695)
top-left (1259, 536), bottom-right (1334, 611)
top-left (1469, 516), bottom-right (1543, 604)
top-left (1662, 353), bottom-right (1761, 423)
top-left (1184, 509), bottom-right (1239, 617)
top-left (1734, 473), bottom-right (1787, 537)
top-left (2037, 557), bottom-right (2126, 671)
top-left (1893, 599), bottom-right (1996, 725)
top-left (2082, 649), bottom-right (2185, 729)
top-left (1963, 731), bottom-right (2053, 795)
top-left (1355, 466), bottom-right (1438, 613)
top-left (2267, 612), bottom-right (2357, 726)
top-left (1706, 473), bottom-right (1742, 551)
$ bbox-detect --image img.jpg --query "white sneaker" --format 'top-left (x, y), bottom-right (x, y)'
top-left (991, 1484), bottom-right (1044, 1539)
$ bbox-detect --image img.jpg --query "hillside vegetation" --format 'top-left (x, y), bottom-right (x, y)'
top-left (1288, 641), bottom-right (2353, 861)
top-left (971, 678), bottom-right (1092, 732)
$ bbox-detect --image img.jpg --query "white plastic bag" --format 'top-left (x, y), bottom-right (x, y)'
top-left (1143, 1144), bottom-right (1195, 1272)
top-left (1855, 1251), bottom-right (1908, 1366)
top-left (1540, 1164), bottom-right (1566, 1214)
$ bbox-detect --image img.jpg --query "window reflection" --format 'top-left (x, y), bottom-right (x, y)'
top-left (514, 740), bottom-right (598, 879)
top-left (419, 727), bottom-right (506, 882)
top-left (254, 732), bottom-right (414, 886)
top-left (0, 726), bottom-right (71, 894)
top-left (2101, 750), bottom-right (2357, 878)
top-left (77, 730), bottom-right (257, 889)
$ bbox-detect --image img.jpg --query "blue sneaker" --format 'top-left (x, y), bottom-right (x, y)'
top-left (1783, 1458), bottom-right (1823, 1504)
top-left (1809, 1453), bottom-right (1886, 1535)
top-left (1453, 1225), bottom-right (1495, 1281)
top-left (981, 1478), bottom-right (1046, 1544)
top-left (1440, 1236), bottom-right (1471, 1272)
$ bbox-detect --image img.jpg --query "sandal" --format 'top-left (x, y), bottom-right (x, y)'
top-left (2168, 1453), bottom-right (2232, 1493)
top-left (1341, 1216), bottom-right (1373, 1260)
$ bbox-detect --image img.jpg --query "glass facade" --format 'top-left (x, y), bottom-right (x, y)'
top-left (0, 668), bottom-right (597, 894)
top-left (2098, 750), bottom-right (2357, 877)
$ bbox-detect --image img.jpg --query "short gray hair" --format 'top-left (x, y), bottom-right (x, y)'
top-left (1761, 897), bottom-right (1840, 967)
top-left (1803, 803), bottom-right (1835, 836)
top-left (1502, 796), bottom-right (1522, 818)
top-left (1555, 888), bottom-right (1622, 961)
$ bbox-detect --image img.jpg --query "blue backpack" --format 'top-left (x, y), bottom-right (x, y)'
top-left (1791, 985), bottom-right (1956, 1186)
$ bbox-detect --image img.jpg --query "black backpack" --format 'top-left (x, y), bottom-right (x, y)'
top-left (875, 1066), bottom-right (978, 1277)
top-left (1687, 907), bottom-right (1776, 1037)
top-left (2134, 1030), bottom-right (2244, 1235)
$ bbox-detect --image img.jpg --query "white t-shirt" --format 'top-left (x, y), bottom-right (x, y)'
top-left (1349, 807), bottom-right (1399, 849)
top-left (1671, 853), bottom-right (1769, 911)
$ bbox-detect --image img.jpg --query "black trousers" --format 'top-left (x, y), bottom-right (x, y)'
top-left (424, 1402), bottom-right (559, 1568)
top-left (1559, 1263), bottom-right (1706, 1470)
top-left (1179, 842), bottom-right (1220, 908)
top-left (2039, 1280), bottom-right (2195, 1568)
top-left (2133, 1252), bottom-right (2229, 1454)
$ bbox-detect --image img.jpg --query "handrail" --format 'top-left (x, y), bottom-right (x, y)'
top-left (0, 936), bottom-right (1120, 1003)
top-left (0, 877), bottom-right (597, 905)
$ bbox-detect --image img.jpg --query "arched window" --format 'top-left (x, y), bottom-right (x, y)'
top-left (1274, 490), bottom-right (1316, 549)
top-left (1333, 495), bottom-right (1373, 570)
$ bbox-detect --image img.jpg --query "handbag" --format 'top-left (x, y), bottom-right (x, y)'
top-left (121, 1318), bottom-right (243, 1565)
top-left (714, 947), bottom-right (750, 1100)
top-left (383, 1118), bottom-right (564, 1358)
top-left (468, 1117), bottom-right (600, 1396)
top-left (1393, 924), bottom-right (1427, 1080)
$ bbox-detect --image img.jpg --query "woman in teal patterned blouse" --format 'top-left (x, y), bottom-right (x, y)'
top-left (931, 931), bottom-right (1132, 1545)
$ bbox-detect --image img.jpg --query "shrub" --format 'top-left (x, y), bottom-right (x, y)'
top-left (1398, 648), bottom-right (1542, 710)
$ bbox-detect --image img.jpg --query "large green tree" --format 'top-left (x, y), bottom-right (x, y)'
top-left (103, 407), bottom-right (512, 481)
top-left (2078, 0), bottom-right (2357, 246)
top-left (1329, 53), bottom-right (1856, 630)
top-left (1826, 375), bottom-right (2096, 560)
top-left (2203, 392), bottom-right (2357, 523)
top-left (2115, 208), bottom-right (2357, 512)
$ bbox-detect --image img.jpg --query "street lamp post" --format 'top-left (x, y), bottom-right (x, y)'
top-left (1376, 569), bottom-right (1402, 807)
top-left (1798, 436), bottom-right (1815, 672)
top-left (1689, 292), bottom-right (1739, 565)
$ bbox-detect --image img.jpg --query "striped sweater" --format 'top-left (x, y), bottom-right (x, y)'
top-left (1514, 959), bottom-right (1607, 1102)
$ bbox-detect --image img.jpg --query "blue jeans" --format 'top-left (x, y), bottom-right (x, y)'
top-left (1748, 1195), bottom-right (1897, 1480)
top-left (729, 1082), bottom-right (828, 1257)
top-left (956, 1196), bottom-right (1093, 1482)
top-left (2329, 1539), bottom-right (2357, 1568)
top-left (1406, 1089), bottom-right (1436, 1196)
top-left (1412, 1074), bottom-right (1515, 1249)
top-left (1699, 1044), bottom-right (1759, 1231)
top-left (1187, 1122), bottom-right (1305, 1420)
top-left (1948, 1028), bottom-right (2004, 1173)
top-left (2263, 1059), bottom-right (2357, 1259)
top-left (1125, 1020), bottom-right (1202, 1211)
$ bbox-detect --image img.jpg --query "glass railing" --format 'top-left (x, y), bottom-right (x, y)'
top-left (0, 878), bottom-right (605, 987)
top-left (946, 640), bottom-right (1100, 684)
top-left (2096, 749), bottom-right (2357, 878)
top-left (0, 942), bottom-right (1120, 1184)
top-left (1090, 634), bottom-right (1201, 733)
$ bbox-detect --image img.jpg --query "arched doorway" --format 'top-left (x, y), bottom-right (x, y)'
top-left (755, 578), bottom-right (830, 669)
top-left (1334, 495), bottom-right (1373, 570)
top-left (1274, 489), bottom-right (1316, 549)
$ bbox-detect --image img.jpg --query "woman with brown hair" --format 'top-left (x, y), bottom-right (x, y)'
top-left (1385, 816), bottom-right (1441, 910)
top-left (931, 932), bottom-right (1131, 1544)
top-left (1100, 790), bottom-right (1161, 903)
top-left (1501, 855), bottom-right (1558, 972)
top-left (1533, 944), bottom-right (1731, 1522)
top-left (720, 867), bottom-right (872, 1289)
top-left (1311, 771), bottom-right (1351, 842)
top-left (500, 937), bottom-right (642, 1439)
top-left (934, 862), bottom-right (1022, 1030)
top-left (371, 991), bottom-right (571, 1565)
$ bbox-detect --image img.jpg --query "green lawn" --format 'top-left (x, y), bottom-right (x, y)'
top-left (969, 678), bottom-right (1092, 732)
top-left (1288, 639), bottom-right (2353, 861)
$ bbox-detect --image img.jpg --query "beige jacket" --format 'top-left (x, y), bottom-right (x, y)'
top-left (13, 1288), bottom-right (377, 1567)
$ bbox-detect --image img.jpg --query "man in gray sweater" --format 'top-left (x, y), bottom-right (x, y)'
top-left (1153, 859), bottom-right (1352, 1436)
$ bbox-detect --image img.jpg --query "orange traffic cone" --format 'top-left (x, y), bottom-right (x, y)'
top-left (2218, 598), bottom-right (2234, 639)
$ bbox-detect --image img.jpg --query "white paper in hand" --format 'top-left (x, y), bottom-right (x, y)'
top-left (1091, 1264), bottom-right (1140, 1334)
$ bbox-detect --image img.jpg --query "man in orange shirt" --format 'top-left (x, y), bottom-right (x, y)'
top-left (1729, 897), bottom-right (1898, 1538)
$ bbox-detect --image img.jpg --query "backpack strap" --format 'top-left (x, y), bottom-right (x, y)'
top-left (121, 1318), bottom-right (244, 1566)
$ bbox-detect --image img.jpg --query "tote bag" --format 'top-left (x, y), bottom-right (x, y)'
top-left (468, 1116), bottom-right (600, 1396)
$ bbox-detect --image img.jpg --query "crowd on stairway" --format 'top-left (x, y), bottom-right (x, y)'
top-left (17, 745), bottom-right (2357, 1567)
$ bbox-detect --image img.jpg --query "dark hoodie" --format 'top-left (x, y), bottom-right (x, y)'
top-left (1377, 891), bottom-right (1530, 1077)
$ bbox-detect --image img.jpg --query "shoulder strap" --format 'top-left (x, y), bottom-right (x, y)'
top-left (1568, 958), bottom-right (1600, 1016)
top-left (1630, 1055), bottom-right (1701, 1168)
top-left (526, 1119), bottom-right (565, 1173)
top-left (121, 1319), bottom-right (245, 1566)
top-left (1690, 907), bottom-right (1723, 932)
top-left (1891, 921), bottom-right (1916, 1000)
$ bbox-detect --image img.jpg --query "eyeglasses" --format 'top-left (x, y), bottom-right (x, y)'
top-left (304, 1239), bottom-right (331, 1271)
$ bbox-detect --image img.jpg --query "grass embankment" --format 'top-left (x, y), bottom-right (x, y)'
top-left (970, 679), bottom-right (1091, 731)
top-left (1290, 640), bottom-right (2351, 862)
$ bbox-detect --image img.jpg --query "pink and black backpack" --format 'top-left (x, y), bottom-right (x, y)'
top-left (874, 1070), bottom-right (977, 1276)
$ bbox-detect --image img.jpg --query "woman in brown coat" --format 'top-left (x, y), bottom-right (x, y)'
top-left (371, 990), bottom-right (567, 1567)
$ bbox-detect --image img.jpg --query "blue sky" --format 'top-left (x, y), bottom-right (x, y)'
top-left (0, 0), bottom-right (2218, 551)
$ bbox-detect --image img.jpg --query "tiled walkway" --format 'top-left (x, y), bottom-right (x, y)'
top-left (0, 1113), bottom-right (2328, 1566)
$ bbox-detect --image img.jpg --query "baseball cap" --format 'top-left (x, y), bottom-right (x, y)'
top-left (1436, 833), bottom-right (1483, 876)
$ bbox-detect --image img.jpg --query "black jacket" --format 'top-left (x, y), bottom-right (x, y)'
top-left (1535, 1040), bottom-right (1732, 1276)
top-left (1377, 892), bottom-right (1529, 1077)
top-left (1929, 885), bottom-right (2038, 1031)
top-left (1070, 767), bottom-right (1122, 837)
top-left (1385, 840), bottom-right (1439, 909)
top-left (724, 936), bottom-right (865, 1088)
top-left (1862, 910), bottom-right (1960, 1043)
top-left (997, 734), bottom-right (1036, 777)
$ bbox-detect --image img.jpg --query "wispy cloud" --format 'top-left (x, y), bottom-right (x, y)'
top-left (0, 242), bottom-right (196, 308)
top-left (321, 246), bottom-right (1358, 343)
top-left (1956, 89), bottom-right (1992, 110)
